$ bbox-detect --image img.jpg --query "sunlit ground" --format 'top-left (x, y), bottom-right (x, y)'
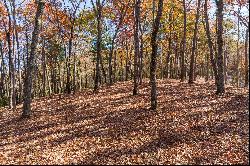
top-left (0, 79), bottom-right (249, 164)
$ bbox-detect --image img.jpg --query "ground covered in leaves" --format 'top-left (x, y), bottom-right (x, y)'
top-left (0, 79), bottom-right (249, 165)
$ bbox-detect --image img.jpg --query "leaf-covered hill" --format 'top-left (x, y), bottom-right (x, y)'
top-left (0, 79), bottom-right (249, 165)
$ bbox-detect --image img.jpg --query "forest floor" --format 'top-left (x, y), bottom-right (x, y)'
top-left (0, 79), bottom-right (249, 165)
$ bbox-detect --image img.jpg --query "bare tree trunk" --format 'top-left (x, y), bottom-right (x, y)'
top-left (73, 52), bottom-right (77, 94)
top-left (204, 0), bottom-right (218, 86)
top-left (66, 26), bottom-right (74, 94)
top-left (41, 39), bottom-right (46, 96)
top-left (150, 0), bottom-right (163, 110)
top-left (94, 0), bottom-right (102, 92)
top-left (236, 6), bottom-right (241, 87)
top-left (22, 0), bottom-right (44, 118)
top-left (11, 0), bottom-right (22, 104)
top-left (224, 43), bottom-right (228, 85)
top-left (180, 0), bottom-right (187, 82)
top-left (133, 0), bottom-right (140, 95)
top-left (205, 53), bottom-right (209, 82)
top-left (3, 0), bottom-right (16, 109)
top-left (139, 28), bottom-right (144, 84)
top-left (125, 39), bottom-right (129, 81)
top-left (244, 29), bottom-right (249, 87)
top-left (215, 0), bottom-right (225, 94)
top-left (188, 0), bottom-right (200, 84)
top-left (166, 37), bottom-right (171, 79)
top-left (0, 40), bottom-right (5, 98)
top-left (165, 9), bottom-right (173, 79)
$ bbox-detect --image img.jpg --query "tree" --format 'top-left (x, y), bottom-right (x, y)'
top-left (180, 0), bottom-right (187, 82)
top-left (215, 0), bottom-right (225, 94)
top-left (204, 0), bottom-right (218, 86)
top-left (108, 0), bottom-right (131, 85)
top-left (188, 0), bottom-right (201, 84)
top-left (244, 28), bottom-right (248, 87)
top-left (150, 0), bottom-right (163, 110)
top-left (22, 0), bottom-right (45, 118)
top-left (133, 0), bottom-right (140, 95)
top-left (91, 0), bottom-right (105, 92)
top-left (3, 0), bottom-right (16, 109)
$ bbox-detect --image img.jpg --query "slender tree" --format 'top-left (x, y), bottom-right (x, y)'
top-left (244, 29), bottom-right (249, 87)
top-left (215, 0), bottom-right (225, 94)
top-left (188, 0), bottom-right (201, 84)
top-left (22, 0), bottom-right (45, 117)
top-left (0, 40), bottom-right (5, 98)
top-left (180, 0), bottom-right (187, 82)
top-left (133, 0), bottom-right (141, 95)
top-left (236, 5), bottom-right (241, 87)
top-left (108, 3), bottom-right (129, 85)
top-left (92, 0), bottom-right (104, 92)
top-left (150, 0), bottom-right (163, 110)
top-left (204, 0), bottom-right (218, 86)
top-left (3, 0), bottom-right (16, 109)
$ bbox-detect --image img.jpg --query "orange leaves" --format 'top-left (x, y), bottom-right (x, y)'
top-left (225, 0), bottom-right (248, 5)
top-left (0, 79), bottom-right (249, 164)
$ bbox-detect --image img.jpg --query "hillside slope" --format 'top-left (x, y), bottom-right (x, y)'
top-left (0, 79), bottom-right (249, 164)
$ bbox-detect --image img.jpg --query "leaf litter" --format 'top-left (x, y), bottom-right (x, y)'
top-left (0, 79), bottom-right (249, 165)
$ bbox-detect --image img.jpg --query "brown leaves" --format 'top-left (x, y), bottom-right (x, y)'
top-left (0, 79), bottom-right (249, 165)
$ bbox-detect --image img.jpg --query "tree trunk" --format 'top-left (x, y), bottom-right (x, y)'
top-left (215, 0), bottom-right (225, 94)
top-left (166, 37), bottom-right (171, 79)
top-left (236, 6), bottom-right (241, 87)
top-left (150, 0), bottom-right (163, 110)
top-left (41, 39), bottom-right (46, 96)
top-left (138, 16), bottom-right (144, 84)
top-left (22, 0), bottom-right (44, 118)
top-left (11, 0), bottom-right (22, 104)
top-left (188, 0), bottom-right (201, 84)
top-left (3, 0), bottom-right (16, 109)
top-left (244, 29), bottom-right (249, 87)
top-left (125, 39), bottom-right (129, 81)
top-left (0, 40), bottom-right (5, 98)
top-left (204, 0), bottom-right (218, 86)
top-left (205, 53), bottom-right (209, 82)
top-left (66, 26), bottom-right (74, 94)
top-left (224, 43), bottom-right (228, 85)
top-left (180, 0), bottom-right (187, 82)
top-left (133, 0), bottom-right (140, 95)
top-left (73, 52), bottom-right (77, 94)
top-left (94, 0), bottom-right (102, 92)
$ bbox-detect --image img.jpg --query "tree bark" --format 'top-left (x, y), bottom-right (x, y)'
top-left (150, 0), bottom-right (163, 110)
top-left (244, 29), bottom-right (249, 87)
top-left (236, 6), bottom-right (241, 87)
top-left (188, 0), bottom-right (201, 84)
top-left (22, 0), bottom-right (44, 118)
top-left (94, 0), bottom-right (102, 92)
top-left (204, 0), bottom-right (219, 86)
top-left (224, 43), bottom-right (228, 85)
top-left (215, 0), bottom-right (225, 94)
top-left (3, 0), bottom-right (16, 109)
top-left (0, 40), bottom-right (5, 98)
top-left (138, 19), bottom-right (144, 85)
top-left (180, 0), bottom-right (187, 82)
top-left (66, 25), bottom-right (74, 94)
top-left (11, 0), bottom-right (22, 104)
top-left (133, 0), bottom-right (141, 95)
top-left (125, 38), bottom-right (129, 81)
